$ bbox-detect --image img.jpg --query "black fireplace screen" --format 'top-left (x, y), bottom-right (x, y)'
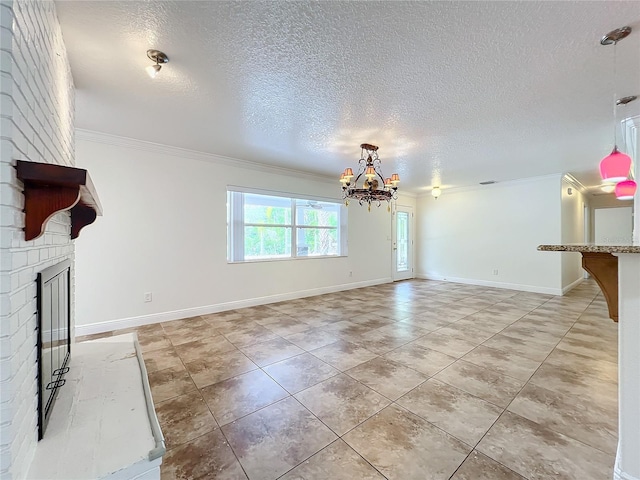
top-left (37, 259), bottom-right (71, 440)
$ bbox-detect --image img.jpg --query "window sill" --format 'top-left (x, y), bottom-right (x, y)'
top-left (227, 255), bottom-right (348, 265)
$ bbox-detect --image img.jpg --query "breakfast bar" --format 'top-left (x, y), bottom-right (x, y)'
top-left (538, 244), bottom-right (640, 480)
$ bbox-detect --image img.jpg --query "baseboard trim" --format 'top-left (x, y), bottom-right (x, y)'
top-left (615, 446), bottom-right (640, 480)
top-left (562, 277), bottom-right (584, 295)
top-left (415, 273), bottom-right (562, 295)
top-left (75, 277), bottom-right (392, 336)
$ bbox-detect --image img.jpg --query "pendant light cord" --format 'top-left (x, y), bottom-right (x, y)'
top-left (613, 41), bottom-right (618, 148)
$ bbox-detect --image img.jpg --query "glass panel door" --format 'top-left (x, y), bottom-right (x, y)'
top-left (393, 205), bottom-right (413, 281)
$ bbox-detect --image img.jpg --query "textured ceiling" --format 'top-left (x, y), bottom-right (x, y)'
top-left (56, 1), bottom-right (640, 194)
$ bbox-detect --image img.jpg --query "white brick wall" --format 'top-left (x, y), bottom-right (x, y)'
top-left (0, 1), bottom-right (75, 478)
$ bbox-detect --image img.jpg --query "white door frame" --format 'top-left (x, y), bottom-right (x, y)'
top-left (392, 204), bottom-right (414, 281)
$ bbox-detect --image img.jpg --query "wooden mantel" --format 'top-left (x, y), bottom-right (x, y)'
top-left (16, 161), bottom-right (103, 241)
top-left (538, 244), bottom-right (640, 322)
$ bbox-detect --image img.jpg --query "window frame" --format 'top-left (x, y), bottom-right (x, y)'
top-left (227, 187), bottom-right (348, 263)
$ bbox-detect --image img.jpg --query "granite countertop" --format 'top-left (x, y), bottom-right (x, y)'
top-left (538, 244), bottom-right (640, 253)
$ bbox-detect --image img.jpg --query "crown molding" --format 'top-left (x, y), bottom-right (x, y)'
top-left (397, 191), bottom-right (418, 199)
top-left (415, 173), bottom-right (564, 198)
top-left (562, 173), bottom-right (588, 195)
top-left (76, 129), bottom-right (336, 183)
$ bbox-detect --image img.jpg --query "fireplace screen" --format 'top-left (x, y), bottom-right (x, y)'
top-left (37, 259), bottom-right (71, 439)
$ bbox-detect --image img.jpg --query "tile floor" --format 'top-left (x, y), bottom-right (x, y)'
top-left (80, 279), bottom-right (618, 480)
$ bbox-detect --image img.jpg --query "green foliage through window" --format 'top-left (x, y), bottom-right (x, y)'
top-left (228, 191), bottom-right (346, 262)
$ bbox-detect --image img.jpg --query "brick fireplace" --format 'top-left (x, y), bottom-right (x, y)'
top-left (0, 1), bottom-right (76, 478)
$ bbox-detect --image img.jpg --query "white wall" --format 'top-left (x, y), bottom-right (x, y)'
top-left (74, 131), bottom-right (412, 334)
top-left (560, 177), bottom-right (586, 291)
top-left (588, 194), bottom-right (633, 243)
top-left (0, 2), bottom-right (75, 478)
top-left (415, 175), bottom-right (563, 294)
top-left (594, 207), bottom-right (633, 245)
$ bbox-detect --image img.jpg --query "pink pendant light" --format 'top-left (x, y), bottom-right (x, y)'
top-left (599, 27), bottom-right (634, 183)
top-left (600, 147), bottom-right (632, 183)
top-left (615, 180), bottom-right (637, 200)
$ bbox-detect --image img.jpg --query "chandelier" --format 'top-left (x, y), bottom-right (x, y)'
top-left (339, 144), bottom-right (399, 210)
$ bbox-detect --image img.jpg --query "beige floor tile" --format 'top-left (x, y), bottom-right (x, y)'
top-left (372, 308), bottom-right (414, 322)
top-left (161, 317), bottom-right (208, 332)
top-left (185, 350), bottom-right (258, 389)
top-left (435, 325), bottom-right (495, 343)
top-left (323, 320), bottom-right (376, 338)
top-left (346, 357), bottom-right (427, 400)
top-left (162, 316), bottom-right (220, 345)
top-left (354, 325), bottom-right (428, 355)
top-left (462, 345), bottom-right (542, 381)
top-left (262, 317), bottom-right (314, 336)
top-left (142, 345), bottom-right (184, 373)
top-left (450, 451), bottom-right (525, 479)
top-left (286, 309), bottom-right (342, 327)
top-left (201, 369), bottom-right (288, 426)
top-left (349, 313), bottom-right (397, 329)
top-left (452, 314), bottom-right (512, 334)
top-left (222, 397), bottom-right (337, 480)
top-left (148, 364), bottom-right (197, 403)
top-left (397, 378), bottom-right (502, 445)
top-left (155, 390), bottom-right (218, 449)
top-left (555, 335), bottom-right (618, 363)
top-left (310, 340), bottom-right (378, 371)
top-left (167, 324), bottom-right (222, 346)
top-left (477, 411), bottom-right (614, 480)
top-left (279, 439), bottom-right (385, 480)
top-left (412, 331), bottom-right (479, 357)
top-left (285, 328), bottom-right (341, 351)
top-left (224, 324), bottom-right (281, 348)
top-left (137, 331), bottom-right (172, 353)
top-left (76, 331), bottom-right (115, 342)
top-left (132, 279), bottom-right (617, 479)
top-left (510, 316), bottom-right (572, 336)
top-left (343, 404), bottom-right (471, 480)
top-left (209, 319), bottom-right (259, 335)
top-left (543, 348), bottom-right (617, 384)
top-left (565, 323), bottom-right (617, 343)
top-left (263, 352), bottom-right (339, 394)
top-left (482, 334), bottom-right (554, 362)
top-left (174, 335), bottom-right (237, 364)
top-left (434, 360), bottom-right (524, 408)
top-left (128, 323), bottom-right (165, 337)
top-left (295, 374), bottom-right (390, 435)
top-left (383, 343), bottom-right (456, 376)
top-left (202, 310), bottom-right (245, 323)
top-left (161, 429), bottom-right (247, 480)
top-left (399, 314), bottom-right (453, 331)
top-left (528, 363), bottom-right (618, 412)
top-left (239, 337), bottom-right (304, 367)
top-left (374, 322), bottom-right (431, 339)
top-left (509, 383), bottom-right (617, 454)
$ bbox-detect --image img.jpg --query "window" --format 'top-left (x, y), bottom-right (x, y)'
top-left (227, 189), bottom-right (347, 262)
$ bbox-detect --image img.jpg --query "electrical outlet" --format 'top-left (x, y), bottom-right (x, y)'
top-left (144, 292), bottom-right (152, 302)
top-left (492, 269), bottom-right (498, 275)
